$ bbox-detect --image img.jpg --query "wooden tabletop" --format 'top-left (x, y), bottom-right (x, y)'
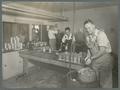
top-left (19, 49), bottom-right (84, 71)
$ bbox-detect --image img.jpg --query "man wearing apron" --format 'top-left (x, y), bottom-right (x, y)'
top-left (61, 27), bottom-right (75, 52)
top-left (84, 19), bottom-right (113, 88)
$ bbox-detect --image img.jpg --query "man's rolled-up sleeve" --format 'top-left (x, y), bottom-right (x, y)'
top-left (97, 32), bottom-right (109, 47)
top-left (62, 35), bottom-right (66, 43)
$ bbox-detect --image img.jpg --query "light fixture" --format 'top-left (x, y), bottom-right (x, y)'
top-left (35, 25), bottom-right (39, 29)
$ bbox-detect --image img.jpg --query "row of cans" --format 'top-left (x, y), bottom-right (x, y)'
top-left (58, 52), bottom-right (84, 65)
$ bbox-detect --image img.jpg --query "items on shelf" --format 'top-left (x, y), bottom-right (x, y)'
top-left (4, 36), bottom-right (24, 52)
top-left (27, 41), bottom-right (53, 53)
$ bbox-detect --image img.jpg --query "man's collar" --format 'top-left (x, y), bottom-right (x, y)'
top-left (65, 33), bottom-right (72, 36)
top-left (94, 29), bottom-right (99, 36)
top-left (88, 29), bottom-right (99, 37)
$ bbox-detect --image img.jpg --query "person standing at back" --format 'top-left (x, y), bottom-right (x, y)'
top-left (48, 25), bottom-right (58, 50)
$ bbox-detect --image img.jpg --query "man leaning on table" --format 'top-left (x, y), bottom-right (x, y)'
top-left (83, 19), bottom-right (113, 88)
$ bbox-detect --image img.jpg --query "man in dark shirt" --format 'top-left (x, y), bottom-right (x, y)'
top-left (56, 29), bottom-right (64, 50)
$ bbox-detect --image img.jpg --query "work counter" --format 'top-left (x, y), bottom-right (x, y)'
top-left (19, 49), bottom-right (85, 74)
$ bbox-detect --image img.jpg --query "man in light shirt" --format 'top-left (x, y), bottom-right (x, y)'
top-left (48, 25), bottom-right (58, 50)
top-left (83, 19), bottom-right (113, 88)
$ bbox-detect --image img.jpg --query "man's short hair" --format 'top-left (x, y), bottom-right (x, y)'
top-left (49, 25), bottom-right (54, 29)
top-left (65, 27), bottom-right (70, 31)
top-left (84, 19), bottom-right (94, 26)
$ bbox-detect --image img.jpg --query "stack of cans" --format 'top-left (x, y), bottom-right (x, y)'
top-left (58, 53), bottom-right (65, 61)
top-left (70, 53), bottom-right (83, 64)
top-left (58, 52), bottom-right (84, 65)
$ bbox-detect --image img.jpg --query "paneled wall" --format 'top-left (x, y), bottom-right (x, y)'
top-left (3, 22), bottom-right (29, 49)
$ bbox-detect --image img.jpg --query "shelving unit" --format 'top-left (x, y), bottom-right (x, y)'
top-left (2, 51), bottom-right (23, 80)
top-left (2, 22), bottom-right (30, 80)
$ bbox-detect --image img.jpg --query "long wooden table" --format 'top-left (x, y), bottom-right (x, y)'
top-left (19, 49), bottom-right (84, 74)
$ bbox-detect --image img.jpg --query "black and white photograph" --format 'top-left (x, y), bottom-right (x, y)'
top-left (1, 1), bottom-right (119, 88)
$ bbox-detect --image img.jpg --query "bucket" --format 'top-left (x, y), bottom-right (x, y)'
top-left (65, 68), bottom-right (99, 88)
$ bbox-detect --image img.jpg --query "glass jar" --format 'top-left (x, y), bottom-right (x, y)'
top-left (74, 54), bottom-right (77, 64)
top-left (44, 42), bottom-right (47, 46)
top-left (64, 52), bottom-right (69, 62)
top-left (49, 47), bottom-right (52, 53)
top-left (77, 56), bottom-right (81, 64)
top-left (61, 54), bottom-right (64, 61)
top-left (70, 54), bottom-right (74, 63)
top-left (42, 47), bottom-right (46, 52)
top-left (58, 54), bottom-right (62, 61)
top-left (4, 43), bottom-right (8, 51)
top-left (79, 52), bottom-right (82, 57)
top-left (8, 43), bottom-right (12, 50)
top-left (66, 54), bottom-right (69, 62)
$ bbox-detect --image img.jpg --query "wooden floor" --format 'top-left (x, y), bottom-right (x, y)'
top-left (2, 63), bottom-right (118, 88)
top-left (2, 66), bottom-right (68, 88)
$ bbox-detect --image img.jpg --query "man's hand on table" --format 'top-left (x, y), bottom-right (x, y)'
top-left (84, 56), bottom-right (92, 65)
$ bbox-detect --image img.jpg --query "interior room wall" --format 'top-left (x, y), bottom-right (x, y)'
top-left (2, 14), bottom-right (59, 70)
top-left (2, 6), bottom-right (119, 55)
top-left (57, 6), bottom-right (119, 55)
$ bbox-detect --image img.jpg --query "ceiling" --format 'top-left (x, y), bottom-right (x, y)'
top-left (2, 1), bottom-right (118, 22)
top-left (2, 1), bottom-right (118, 13)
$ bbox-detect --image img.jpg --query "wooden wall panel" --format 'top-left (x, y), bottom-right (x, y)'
top-left (3, 22), bottom-right (12, 43)
top-left (3, 22), bottom-right (29, 50)
top-left (42, 25), bottom-right (49, 44)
